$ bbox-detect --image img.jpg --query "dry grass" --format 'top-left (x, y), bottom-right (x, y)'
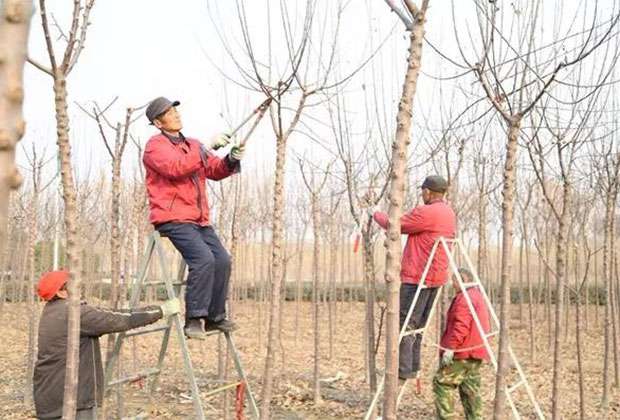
top-left (1, 301), bottom-right (618, 419)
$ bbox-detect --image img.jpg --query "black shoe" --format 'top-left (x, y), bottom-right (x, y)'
top-left (184, 318), bottom-right (206, 340)
top-left (205, 319), bottom-right (238, 333)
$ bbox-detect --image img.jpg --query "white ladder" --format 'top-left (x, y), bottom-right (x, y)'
top-left (104, 231), bottom-right (259, 419)
top-left (365, 237), bottom-right (545, 419)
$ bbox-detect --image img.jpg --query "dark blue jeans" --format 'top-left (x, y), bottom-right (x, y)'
top-left (157, 223), bottom-right (231, 321)
top-left (399, 283), bottom-right (439, 378)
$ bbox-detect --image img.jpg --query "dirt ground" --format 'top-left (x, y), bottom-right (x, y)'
top-left (1, 301), bottom-right (619, 419)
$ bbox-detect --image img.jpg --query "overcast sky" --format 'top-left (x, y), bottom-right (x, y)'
top-left (18, 0), bottom-right (618, 187)
top-left (18, 0), bottom-right (477, 182)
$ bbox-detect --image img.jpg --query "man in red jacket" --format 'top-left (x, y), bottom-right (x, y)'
top-left (369, 175), bottom-right (456, 380)
top-left (143, 97), bottom-right (243, 339)
top-left (433, 268), bottom-right (490, 419)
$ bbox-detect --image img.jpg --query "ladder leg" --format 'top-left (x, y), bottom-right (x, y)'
top-left (364, 375), bottom-right (385, 420)
top-left (174, 314), bottom-right (206, 420)
top-left (365, 240), bottom-right (443, 418)
top-left (153, 235), bottom-right (206, 420)
top-left (506, 390), bottom-right (521, 420)
top-left (225, 332), bottom-right (259, 420)
top-left (145, 315), bottom-right (173, 406)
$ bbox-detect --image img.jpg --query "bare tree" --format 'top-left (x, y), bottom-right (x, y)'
top-left (299, 157), bottom-right (332, 404)
top-left (28, 1), bottom-right (96, 417)
top-left (593, 128), bottom-right (620, 411)
top-left (207, 1), bottom-right (372, 415)
top-left (526, 61), bottom-right (612, 411)
top-left (450, 2), bottom-right (619, 416)
top-left (78, 100), bottom-right (140, 313)
top-left (23, 145), bottom-right (55, 407)
top-left (380, 1), bottom-right (430, 418)
top-left (0, 0), bottom-right (33, 259)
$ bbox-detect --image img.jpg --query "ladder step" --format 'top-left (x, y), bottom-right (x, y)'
top-left (459, 282), bottom-right (478, 288)
top-left (125, 324), bottom-right (169, 338)
top-left (403, 327), bottom-right (425, 337)
top-left (486, 330), bottom-right (499, 338)
top-left (108, 368), bottom-right (160, 386)
top-left (142, 281), bottom-right (186, 287)
top-left (507, 380), bottom-right (524, 394)
top-left (203, 381), bottom-right (243, 397)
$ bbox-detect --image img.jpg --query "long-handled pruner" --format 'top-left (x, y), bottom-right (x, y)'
top-left (229, 97), bottom-right (272, 147)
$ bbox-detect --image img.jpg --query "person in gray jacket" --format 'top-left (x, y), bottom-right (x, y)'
top-left (33, 270), bottom-right (180, 419)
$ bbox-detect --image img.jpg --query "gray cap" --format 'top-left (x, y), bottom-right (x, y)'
top-left (145, 97), bottom-right (180, 123)
top-left (421, 175), bottom-right (448, 193)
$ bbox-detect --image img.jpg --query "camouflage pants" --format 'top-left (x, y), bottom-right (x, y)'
top-left (433, 358), bottom-right (483, 420)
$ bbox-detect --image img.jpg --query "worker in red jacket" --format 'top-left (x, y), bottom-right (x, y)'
top-left (433, 268), bottom-right (490, 419)
top-left (369, 175), bottom-right (456, 380)
top-left (143, 97), bottom-right (242, 339)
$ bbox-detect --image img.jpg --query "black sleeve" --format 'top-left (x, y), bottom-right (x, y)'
top-left (225, 154), bottom-right (242, 172)
top-left (80, 304), bottom-right (163, 337)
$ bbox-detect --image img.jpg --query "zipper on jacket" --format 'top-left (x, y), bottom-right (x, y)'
top-left (168, 193), bottom-right (178, 211)
top-left (191, 174), bottom-right (204, 220)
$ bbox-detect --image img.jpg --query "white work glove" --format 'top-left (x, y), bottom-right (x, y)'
top-left (204, 133), bottom-right (231, 151)
top-left (230, 143), bottom-right (245, 161)
top-left (441, 349), bottom-right (454, 367)
top-left (366, 205), bottom-right (379, 219)
top-left (159, 298), bottom-right (181, 318)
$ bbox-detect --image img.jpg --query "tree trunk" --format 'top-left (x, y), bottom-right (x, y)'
top-left (0, 0), bottom-right (32, 259)
top-left (610, 222), bottom-right (619, 388)
top-left (294, 224), bottom-right (307, 346)
top-left (576, 288), bottom-right (585, 420)
top-left (601, 193), bottom-right (614, 410)
top-left (477, 194), bottom-right (488, 289)
top-left (594, 221), bottom-right (600, 326)
top-left (362, 232), bottom-right (377, 394)
top-left (105, 129), bottom-right (123, 366)
top-left (551, 182), bottom-right (570, 419)
top-left (518, 236), bottom-right (524, 326)
top-left (110, 146), bottom-right (122, 309)
top-left (25, 176), bottom-right (39, 408)
top-left (493, 117), bottom-right (521, 419)
top-left (54, 76), bottom-right (83, 420)
top-left (310, 193), bottom-right (322, 404)
top-left (382, 13), bottom-right (428, 418)
top-left (260, 134), bottom-right (288, 418)
top-left (523, 222), bottom-right (534, 363)
top-left (328, 223), bottom-right (337, 360)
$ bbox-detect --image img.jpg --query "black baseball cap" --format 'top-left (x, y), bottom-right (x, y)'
top-left (420, 175), bottom-right (448, 193)
top-left (146, 97), bottom-right (180, 124)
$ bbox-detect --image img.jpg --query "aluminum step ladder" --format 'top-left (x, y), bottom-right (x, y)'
top-left (365, 236), bottom-right (544, 419)
top-left (104, 231), bottom-right (259, 419)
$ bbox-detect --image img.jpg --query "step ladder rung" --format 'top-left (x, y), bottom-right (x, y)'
top-left (203, 381), bottom-right (243, 397)
top-left (459, 282), bottom-right (478, 288)
top-left (125, 324), bottom-right (169, 338)
top-left (403, 327), bottom-right (425, 337)
top-left (486, 330), bottom-right (499, 338)
top-left (108, 368), bottom-right (160, 386)
top-left (142, 281), bottom-right (186, 287)
top-left (507, 380), bottom-right (524, 394)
